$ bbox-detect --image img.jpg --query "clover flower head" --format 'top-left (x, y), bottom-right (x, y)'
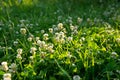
top-left (111, 52), bottom-right (117, 55)
top-left (48, 28), bottom-right (53, 33)
top-left (77, 17), bottom-right (83, 23)
top-left (3, 73), bottom-right (11, 80)
top-left (30, 56), bottom-right (34, 60)
top-left (116, 38), bottom-right (120, 43)
top-left (36, 37), bottom-right (40, 41)
top-left (9, 63), bottom-right (17, 73)
top-left (70, 25), bottom-right (75, 31)
top-left (43, 33), bottom-right (48, 37)
top-left (73, 75), bottom-right (81, 80)
top-left (20, 28), bottom-right (26, 34)
top-left (37, 40), bottom-right (41, 46)
top-left (58, 23), bottom-right (63, 30)
top-left (68, 36), bottom-right (73, 42)
top-left (13, 41), bottom-right (18, 46)
top-left (27, 37), bottom-right (32, 42)
top-left (43, 33), bottom-right (49, 40)
top-left (16, 54), bottom-right (22, 59)
top-left (41, 30), bottom-right (45, 34)
top-left (17, 48), bottom-right (23, 54)
top-left (30, 47), bottom-right (37, 54)
top-left (1, 62), bottom-right (8, 71)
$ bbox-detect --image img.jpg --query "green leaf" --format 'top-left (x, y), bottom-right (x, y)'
top-left (0, 70), bottom-right (5, 75)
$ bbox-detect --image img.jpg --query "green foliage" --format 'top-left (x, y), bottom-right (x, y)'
top-left (0, 0), bottom-right (120, 80)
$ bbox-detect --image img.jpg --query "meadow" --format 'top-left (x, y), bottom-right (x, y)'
top-left (0, 0), bottom-right (120, 80)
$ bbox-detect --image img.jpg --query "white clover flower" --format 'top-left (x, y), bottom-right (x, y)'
top-left (48, 28), bottom-right (53, 33)
top-left (67, 51), bottom-right (72, 58)
top-left (30, 56), bottom-right (34, 60)
top-left (27, 37), bottom-right (32, 42)
top-left (111, 52), bottom-right (117, 55)
top-left (13, 41), bottom-right (18, 46)
top-left (55, 37), bottom-right (60, 42)
top-left (73, 75), bottom-right (81, 80)
top-left (1, 62), bottom-right (8, 67)
top-left (111, 52), bottom-right (118, 59)
top-left (58, 23), bottom-right (63, 30)
top-left (48, 43), bottom-right (54, 48)
top-left (50, 49), bottom-right (54, 53)
top-left (74, 26), bottom-right (78, 30)
top-left (39, 41), bottom-right (46, 48)
top-left (20, 28), bottom-right (26, 34)
top-left (55, 32), bottom-right (59, 37)
top-left (72, 63), bottom-right (76, 67)
top-left (1, 62), bottom-right (8, 71)
top-left (9, 63), bottom-right (17, 73)
top-left (43, 33), bottom-right (49, 40)
top-left (69, 19), bottom-right (73, 24)
top-left (20, 23), bottom-right (25, 28)
top-left (68, 36), bottom-right (73, 42)
top-left (8, 47), bottom-right (12, 50)
top-left (54, 32), bottom-right (65, 44)
top-left (43, 44), bottom-right (48, 49)
top-left (29, 34), bottom-right (34, 38)
top-left (9, 63), bottom-right (16, 69)
top-left (17, 48), bottom-right (23, 54)
top-left (32, 42), bottom-right (37, 45)
top-left (63, 28), bottom-right (67, 33)
top-left (70, 25), bottom-right (75, 31)
top-left (20, 19), bottom-right (26, 23)
top-left (35, 37), bottom-right (40, 41)
top-left (111, 52), bottom-right (118, 57)
top-left (3, 73), bottom-right (11, 80)
top-left (40, 52), bottom-right (46, 58)
top-left (43, 34), bottom-right (48, 37)
top-left (30, 47), bottom-right (37, 54)
top-left (41, 41), bottom-right (46, 46)
top-left (54, 27), bottom-right (59, 31)
top-left (47, 47), bottom-right (54, 53)
top-left (59, 31), bottom-right (64, 35)
top-left (106, 30), bottom-right (112, 34)
top-left (73, 30), bottom-right (78, 35)
top-left (77, 17), bottom-right (83, 23)
top-left (87, 18), bottom-right (91, 22)
top-left (37, 40), bottom-right (41, 46)
top-left (37, 41), bottom-right (47, 49)
top-left (116, 38), bottom-right (120, 43)
top-left (60, 31), bottom-right (65, 38)
top-left (80, 37), bottom-right (85, 42)
top-left (60, 38), bottom-right (65, 43)
top-left (47, 44), bottom-right (54, 53)
top-left (105, 23), bottom-right (111, 28)
top-left (116, 70), bottom-right (120, 74)
top-left (41, 30), bottom-right (45, 34)
top-left (16, 54), bottom-right (22, 59)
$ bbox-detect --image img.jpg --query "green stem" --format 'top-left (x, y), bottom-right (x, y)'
top-left (54, 59), bottom-right (72, 80)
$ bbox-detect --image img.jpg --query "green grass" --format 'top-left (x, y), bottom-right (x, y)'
top-left (0, 0), bottom-right (120, 80)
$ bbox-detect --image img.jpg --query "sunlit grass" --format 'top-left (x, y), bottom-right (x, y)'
top-left (0, 0), bottom-right (120, 80)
